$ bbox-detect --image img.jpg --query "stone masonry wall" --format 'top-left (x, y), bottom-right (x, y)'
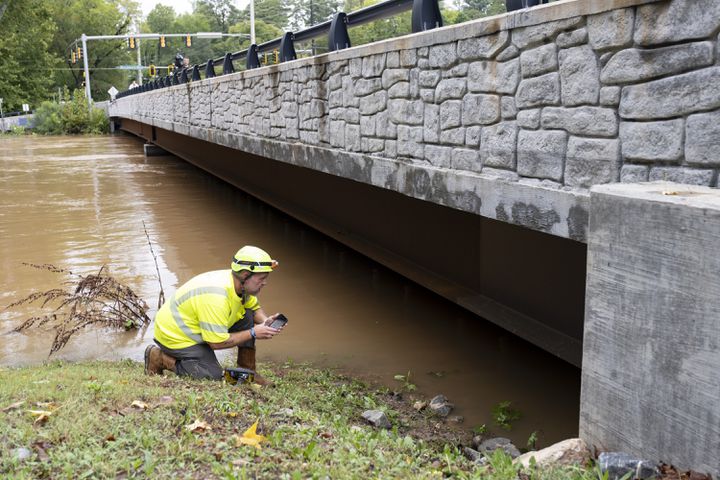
top-left (111, 0), bottom-right (720, 241)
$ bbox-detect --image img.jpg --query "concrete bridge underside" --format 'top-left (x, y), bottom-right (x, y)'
top-left (122, 118), bottom-right (587, 365)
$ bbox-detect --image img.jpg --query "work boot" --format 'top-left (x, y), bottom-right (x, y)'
top-left (144, 345), bottom-right (176, 375)
top-left (237, 347), bottom-right (272, 386)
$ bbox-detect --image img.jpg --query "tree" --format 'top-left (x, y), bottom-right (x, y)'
top-left (288, 0), bottom-right (342, 31)
top-left (195, 0), bottom-right (242, 33)
top-left (245, 0), bottom-right (291, 31)
top-left (0, 0), bottom-right (59, 111)
top-left (145, 4), bottom-right (176, 33)
top-left (48, 0), bottom-right (142, 100)
top-left (451, 0), bottom-right (506, 23)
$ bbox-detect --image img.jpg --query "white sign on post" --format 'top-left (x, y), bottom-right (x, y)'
top-left (108, 86), bottom-right (118, 100)
top-left (22, 104), bottom-right (30, 112)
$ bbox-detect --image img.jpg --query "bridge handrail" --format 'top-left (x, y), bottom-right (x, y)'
top-left (116, 0), bottom-right (438, 98)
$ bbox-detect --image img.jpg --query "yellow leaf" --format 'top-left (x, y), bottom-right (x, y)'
top-left (35, 402), bottom-right (59, 411)
top-left (27, 410), bottom-right (52, 425)
top-left (234, 420), bottom-right (266, 450)
top-left (131, 400), bottom-right (149, 410)
top-left (185, 419), bottom-right (211, 432)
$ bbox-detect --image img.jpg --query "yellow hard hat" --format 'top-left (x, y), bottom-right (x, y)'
top-left (231, 246), bottom-right (278, 274)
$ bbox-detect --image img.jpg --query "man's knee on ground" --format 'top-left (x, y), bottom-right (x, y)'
top-left (176, 359), bottom-right (224, 380)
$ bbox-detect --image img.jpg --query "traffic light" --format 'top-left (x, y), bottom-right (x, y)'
top-left (273, 49), bottom-right (279, 64)
top-left (185, 35), bottom-right (191, 47)
top-left (159, 36), bottom-right (166, 48)
top-left (71, 51), bottom-right (77, 64)
top-left (128, 37), bottom-right (135, 49)
top-left (76, 46), bottom-right (82, 60)
top-left (168, 64), bottom-right (174, 73)
top-left (149, 64), bottom-right (156, 77)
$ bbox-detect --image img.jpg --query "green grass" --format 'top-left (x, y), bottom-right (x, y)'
top-left (0, 360), bottom-right (601, 479)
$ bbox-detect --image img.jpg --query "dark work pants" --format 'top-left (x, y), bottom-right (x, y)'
top-left (155, 310), bottom-right (256, 380)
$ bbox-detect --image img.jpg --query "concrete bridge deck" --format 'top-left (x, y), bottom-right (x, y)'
top-left (109, 0), bottom-right (719, 474)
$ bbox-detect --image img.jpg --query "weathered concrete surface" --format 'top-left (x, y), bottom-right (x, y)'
top-left (581, 182), bottom-right (720, 478)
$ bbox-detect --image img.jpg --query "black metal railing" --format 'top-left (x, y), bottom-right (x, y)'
top-left (115, 0), bottom-right (548, 99)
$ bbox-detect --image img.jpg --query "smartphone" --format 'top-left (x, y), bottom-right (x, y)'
top-left (267, 313), bottom-right (288, 329)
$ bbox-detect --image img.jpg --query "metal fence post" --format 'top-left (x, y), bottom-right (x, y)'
top-left (192, 65), bottom-right (201, 81)
top-left (328, 12), bottom-right (351, 51)
top-left (246, 44), bottom-right (260, 69)
top-left (279, 32), bottom-right (297, 62)
top-left (411, 0), bottom-right (442, 32)
top-left (223, 53), bottom-right (235, 75)
top-left (205, 59), bottom-right (216, 78)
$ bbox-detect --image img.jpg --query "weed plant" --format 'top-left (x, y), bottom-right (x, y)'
top-left (33, 88), bottom-right (108, 135)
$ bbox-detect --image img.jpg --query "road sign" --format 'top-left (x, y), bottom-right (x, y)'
top-left (108, 86), bottom-right (118, 97)
top-left (22, 104), bottom-right (29, 112)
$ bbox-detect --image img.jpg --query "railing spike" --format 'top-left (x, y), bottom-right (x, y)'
top-left (246, 44), bottom-right (260, 69)
top-left (223, 53), bottom-right (235, 75)
top-left (328, 12), bottom-right (351, 52)
top-left (279, 32), bottom-right (297, 62)
top-left (205, 59), bottom-right (216, 78)
top-left (411, 0), bottom-right (442, 32)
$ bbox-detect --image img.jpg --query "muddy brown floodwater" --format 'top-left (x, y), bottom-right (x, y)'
top-left (0, 135), bottom-right (581, 447)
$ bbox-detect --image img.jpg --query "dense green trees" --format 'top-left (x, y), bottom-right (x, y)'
top-left (0, 0), bottom-right (508, 111)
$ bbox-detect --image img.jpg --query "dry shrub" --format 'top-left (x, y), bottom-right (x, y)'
top-left (6, 263), bottom-right (150, 356)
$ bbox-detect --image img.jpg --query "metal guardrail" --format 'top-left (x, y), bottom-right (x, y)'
top-left (116, 0), bottom-right (548, 98)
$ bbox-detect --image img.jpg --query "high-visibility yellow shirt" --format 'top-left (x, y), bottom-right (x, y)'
top-left (153, 269), bottom-right (260, 350)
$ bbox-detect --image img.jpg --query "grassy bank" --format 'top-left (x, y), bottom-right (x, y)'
top-left (1, 360), bottom-right (600, 479)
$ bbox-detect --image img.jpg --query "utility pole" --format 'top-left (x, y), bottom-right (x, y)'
top-left (250, 0), bottom-right (256, 45)
top-left (136, 36), bottom-right (142, 85)
top-left (81, 34), bottom-right (91, 106)
top-left (0, 97), bottom-right (5, 132)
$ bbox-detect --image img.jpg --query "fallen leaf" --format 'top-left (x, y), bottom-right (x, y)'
top-left (27, 410), bottom-right (52, 425)
top-left (131, 400), bottom-right (149, 410)
top-left (232, 458), bottom-right (250, 466)
top-left (185, 419), bottom-right (211, 432)
top-left (105, 434), bottom-right (116, 442)
top-left (225, 411), bottom-right (239, 418)
top-left (35, 402), bottom-right (59, 410)
top-left (2, 400), bottom-right (25, 412)
top-left (413, 401), bottom-right (427, 411)
top-left (32, 380), bottom-right (49, 384)
top-left (233, 420), bottom-right (266, 450)
top-left (31, 441), bottom-right (51, 462)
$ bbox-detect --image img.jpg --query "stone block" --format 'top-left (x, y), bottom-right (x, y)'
top-left (565, 137), bottom-right (619, 188)
top-left (541, 106), bottom-right (618, 137)
top-left (635, 0), bottom-right (720, 46)
top-left (467, 59), bottom-right (520, 95)
top-left (458, 31), bottom-right (509, 61)
top-left (397, 125), bottom-right (424, 158)
top-left (420, 88), bottom-right (434, 103)
top-left (424, 103), bottom-right (439, 143)
top-left (388, 99), bottom-right (424, 125)
top-left (452, 148), bottom-right (480, 172)
top-left (601, 42), bottom-right (715, 85)
top-left (517, 129), bottom-right (567, 181)
top-left (436, 78), bottom-right (467, 103)
top-left (355, 78), bottom-right (383, 97)
top-left (382, 68), bottom-right (410, 89)
top-left (466, 126), bottom-right (481, 147)
top-left (462, 94), bottom-right (500, 126)
top-left (582, 183), bottom-right (720, 479)
top-left (517, 109), bottom-right (541, 129)
top-left (425, 144), bottom-right (453, 168)
top-left (329, 90), bottom-right (343, 108)
top-left (501, 96), bottom-right (516, 120)
top-left (559, 46), bottom-right (600, 106)
top-left (516, 72), bottom-right (560, 109)
top-left (440, 127), bottom-right (466, 146)
top-left (376, 111), bottom-right (397, 139)
top-left (649, 167), bottom-right (715, 186)
top-left (520, 44), bottom-right (558, 78)
top-left (587, 8), bottom-right (634, 50)
top-left (388, 82), bottom-right (410, 99)
top-left (342, 76), bottom-right (359, 107)
top-left (496, 44), bottom-right (519, 61)
top-left (362, 137), bottom-right (385, 153)
top-left (329, 119), bottom-right (345, 147)
top-left (328, 73), bottom-right (343, 91)
top-left (362, 53), bottom-right (386, 78)
top-left (386, 51), bottom-right (400, 68)
top-left (513, 17), bottom-right (584, 49)
top-left (599, 87), bottom-right (620, 107)
top-left (400, 49), bottom-right (417, 67)
top-left (556, 28), bottom-right (587, 49)
top-left (385, 139), bottom-right (397, 157)
top-left (345, 123), bottom-right (361, 151)
top-left (620, 164), bottom-right (649, 183)
top-left (480, 121), bottom-right (517, 170)
top-left (349, 57), bottom-right (362, 77)
top-left (440, 100), bottom-right (462, 130)
top-left (429, 43), bottom-right (457, 69)
top-left (360, 115), bottom-right (375, 137)
top-left (357, 90), bottom-right (387, 116)
top-left (619, 67), bottom-right (720, 120)
top-left (419, 70), bottom-right (442, 88)
top-left (686, 110), bottom-right (720, 166)
top-left (619, 120), bottom-right (684, 163)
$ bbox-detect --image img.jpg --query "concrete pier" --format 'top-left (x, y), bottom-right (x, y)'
top-left (581, 182), bottom-right (720, 478)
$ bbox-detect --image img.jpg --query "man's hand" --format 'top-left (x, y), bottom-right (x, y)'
top-left (253, 324), bottom-right (280, 339)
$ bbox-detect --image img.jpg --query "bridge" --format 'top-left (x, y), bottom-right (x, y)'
top-left (108, 0), bottom-right (719, 474)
